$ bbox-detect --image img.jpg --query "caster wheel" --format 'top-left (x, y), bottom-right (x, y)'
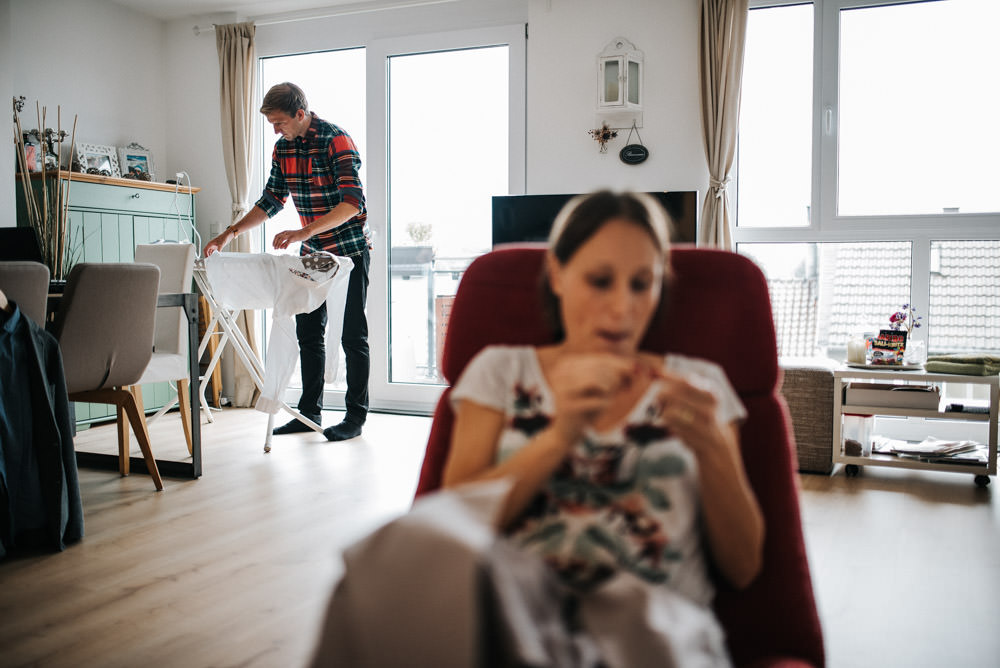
top-left (845, 464), bottom-right (860, 477)
top-left (974, 475), bottom-right (990, 488)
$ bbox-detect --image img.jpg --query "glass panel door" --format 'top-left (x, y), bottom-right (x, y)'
top-left (258, 49), bottom-right (367, 397)
top-left (387, 45), bottom-right (509, 385)
top-left (364, 24), bottom-right (525, 413)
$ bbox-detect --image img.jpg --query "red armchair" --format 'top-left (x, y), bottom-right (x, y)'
top-left (415, 246), bottom-right (825, 668)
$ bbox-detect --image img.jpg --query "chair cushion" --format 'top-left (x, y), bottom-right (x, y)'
top-left (53, 263), bottom-right (160, 393)
top-left (138, 352), bottom-right (189, 386)
top-left (0, 260), bottom-right (50, 327)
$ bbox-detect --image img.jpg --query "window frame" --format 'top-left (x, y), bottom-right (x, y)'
top-left (363, 24), bottom-right (526, 414)
top-left (738, 0), bottom-right (1000, 353)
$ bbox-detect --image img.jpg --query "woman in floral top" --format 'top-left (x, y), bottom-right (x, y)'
top-left (311, 191), bottom-right (764, 668)
top-left (445, 191), bottom-right (763, 598)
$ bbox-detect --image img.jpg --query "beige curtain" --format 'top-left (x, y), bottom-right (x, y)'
top-left (217, 22), bottom-right (261, 407)
top-left (699, 0), bottom-right (749, 250)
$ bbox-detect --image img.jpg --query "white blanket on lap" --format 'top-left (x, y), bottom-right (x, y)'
top-left (309, 480), bottom-right (731, 668)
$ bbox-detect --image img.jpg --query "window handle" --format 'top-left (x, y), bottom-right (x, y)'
top-left (825, 107), bottom-right (833, 135)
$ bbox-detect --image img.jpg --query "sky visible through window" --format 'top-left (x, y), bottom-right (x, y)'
top-left (739, 0), bottom-right (1000, 355)
top-left (259, 49), bottom-right (367, 254)
top-left (838, 0), bottom-right (1000, 216)
top-left (740, 0), bottom-right (1000, 229)
top-left (257, 45), bottom-right (511, 385)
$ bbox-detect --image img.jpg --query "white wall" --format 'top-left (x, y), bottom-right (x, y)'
top-left (162, 12), bottom-right (238, 244)
top-left (3, 0), bottom-right (708, 232)
top-left (9, 0), bottom-right (168, 177)
top-left (0, 0), bottom-right (13, 224)
top-left (163, 0), bottom-right (531, 246)
top-left (526, 0), bottom-right (706, 195)
top-left (2, 0), bottom-right (707, 391)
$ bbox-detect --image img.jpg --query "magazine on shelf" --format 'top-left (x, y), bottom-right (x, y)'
top-left (920, 446), bottom-right (988, 465)
top-left (871, 436), bottom-right (984, 461)
top-left (890, 437), bottom-right (978, 456)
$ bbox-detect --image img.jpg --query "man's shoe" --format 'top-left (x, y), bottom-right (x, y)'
top-left (272, 416), bottom-right (321, 435)
top-left (323, 420), bottom-right (363, 442)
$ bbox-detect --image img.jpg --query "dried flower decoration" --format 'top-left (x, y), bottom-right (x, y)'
top-left (889, 303), bottom-right (922, 335)
top-left (588, 122), bottom-right (618, 153)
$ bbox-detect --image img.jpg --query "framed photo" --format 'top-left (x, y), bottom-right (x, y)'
top-left (76, 142), bottom-right (120, 177)
top-left (118, 142), bottom-right (155, 181)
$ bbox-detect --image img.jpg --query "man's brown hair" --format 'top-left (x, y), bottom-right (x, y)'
top-left (260, 82), bottom-right (309, 116)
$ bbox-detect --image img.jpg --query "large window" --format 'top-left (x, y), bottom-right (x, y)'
top-left (254, 25), bottom-right (525, 415)
top-left (837, 0), bottom-right (1000, 216)
top-left (737, 3), bottom-right (813, 228)
top-left (258, 48), bottom-right (367, 394)
top-left (737, 0), bottom-right (1000, 359)
top-left (387, 45), bottom-right (510, 385)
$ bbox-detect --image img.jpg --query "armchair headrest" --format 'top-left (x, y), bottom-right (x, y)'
top-left (441, 246), bottom-right (778, 396)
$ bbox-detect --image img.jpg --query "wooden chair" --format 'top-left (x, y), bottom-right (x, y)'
top-left (0, 260), bottom-right (50, 326)
top-left (415, 246), bottom-right (826, 668)
top-left (127, 243), bottom-right (197, 455)
top-left (51, 262), bottom-right (163, 490)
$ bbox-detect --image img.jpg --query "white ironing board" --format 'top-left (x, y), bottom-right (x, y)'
top-left (193, 252), bottom-right (351, 452)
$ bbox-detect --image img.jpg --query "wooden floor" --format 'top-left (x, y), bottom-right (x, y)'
top-left (1, 408), bottom-right (997, 668)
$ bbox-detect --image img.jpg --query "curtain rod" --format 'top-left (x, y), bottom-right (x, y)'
top-left (192, 0), bottom-right (459, 35)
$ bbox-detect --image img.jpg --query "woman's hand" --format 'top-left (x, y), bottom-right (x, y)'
top-left (649, 365), bottom-right (765, 588)
top-left (272, 228), bottom-right (308, 250)
top-left (546, 353), bottom-right (640, 441)
top-left (649, 367), bottom-right (730, 454)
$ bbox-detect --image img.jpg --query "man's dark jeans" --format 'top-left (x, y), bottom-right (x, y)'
top-left (295, 249), bottom-right (370, 424)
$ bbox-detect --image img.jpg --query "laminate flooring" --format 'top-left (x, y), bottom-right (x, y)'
top-left (1, 408), bottom-right (997, 668)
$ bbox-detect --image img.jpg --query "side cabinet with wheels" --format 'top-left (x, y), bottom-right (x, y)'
top-left (831, 367), bottom-right (998, 486)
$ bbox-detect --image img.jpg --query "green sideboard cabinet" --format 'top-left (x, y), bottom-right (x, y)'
top-left (16, 170), bottom-right (201, 425)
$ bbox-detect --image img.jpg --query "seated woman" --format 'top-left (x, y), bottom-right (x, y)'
top-left (310, 191), bottom-right (764, 667)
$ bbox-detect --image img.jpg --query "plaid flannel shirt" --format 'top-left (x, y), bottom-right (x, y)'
top-left (256, 113), bottom-right (369, 258)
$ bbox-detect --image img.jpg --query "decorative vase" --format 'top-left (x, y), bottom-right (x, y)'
top-left (904, 340), bottom-right (926, 366)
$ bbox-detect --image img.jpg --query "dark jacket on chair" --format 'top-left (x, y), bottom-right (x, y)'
top-left (0, 302), bottom-right (83, 557)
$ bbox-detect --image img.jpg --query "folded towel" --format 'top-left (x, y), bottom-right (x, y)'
top-left (925, 354), bottom-right (1000, 376)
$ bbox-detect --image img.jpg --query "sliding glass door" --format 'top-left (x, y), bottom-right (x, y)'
top-left (255, 26), bottom-right (524, 416)
top-left (366, 26), bottom-right (525, 413)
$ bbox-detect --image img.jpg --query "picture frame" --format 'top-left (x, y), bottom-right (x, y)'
top-left (76, 142), bottom-right (120, 177)
top-left (118, 142), bottom-right (155, 181)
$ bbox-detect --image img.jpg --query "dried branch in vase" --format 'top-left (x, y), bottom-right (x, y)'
top-left (13, 96), bottom-right (78, 280)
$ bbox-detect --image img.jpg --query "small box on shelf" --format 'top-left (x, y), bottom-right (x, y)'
top-left (842, 413), bottom-right (874, 457)
top-left (844, 382), bottom-right (940, 410)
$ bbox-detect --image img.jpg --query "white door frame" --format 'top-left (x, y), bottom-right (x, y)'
top-left (322, 23), bottom-right (526, 415)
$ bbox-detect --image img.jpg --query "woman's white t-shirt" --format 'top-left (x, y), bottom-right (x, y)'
top-left (450, 345), bottom-right (746, 606)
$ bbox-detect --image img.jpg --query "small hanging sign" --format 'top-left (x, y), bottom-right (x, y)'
top-left (619, 121), bottom-right (649, 165)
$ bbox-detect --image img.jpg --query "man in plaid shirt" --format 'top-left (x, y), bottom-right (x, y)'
top-left (203, 82), bottom-right (370, 441)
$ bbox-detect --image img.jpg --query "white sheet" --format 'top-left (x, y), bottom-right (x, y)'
top-left (203, 251), bottom-right (353, 414)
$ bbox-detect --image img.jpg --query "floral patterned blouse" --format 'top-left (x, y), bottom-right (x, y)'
top-left (450, 345), bottom-right (746, 606)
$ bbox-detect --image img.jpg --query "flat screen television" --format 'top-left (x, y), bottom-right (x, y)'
top-left (492, 191), bottom-right (699, 247)
top-left (0, 227), bottom-right (45, 263)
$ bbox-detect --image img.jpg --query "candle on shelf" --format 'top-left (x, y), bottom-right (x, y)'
top-left (847, 337), bottom-right (867, 364)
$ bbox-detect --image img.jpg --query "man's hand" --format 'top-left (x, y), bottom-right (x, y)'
top-left (273, 228), bottom-right (309, 250)
top-left (203, 230), bottom-right (232, 256)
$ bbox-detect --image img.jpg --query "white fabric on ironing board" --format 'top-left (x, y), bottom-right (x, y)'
top-left (203, 251), bottom-right (353, 414)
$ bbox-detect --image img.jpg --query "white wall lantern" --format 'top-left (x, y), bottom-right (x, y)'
top-left (597, 37), bottom-right (643, 129)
